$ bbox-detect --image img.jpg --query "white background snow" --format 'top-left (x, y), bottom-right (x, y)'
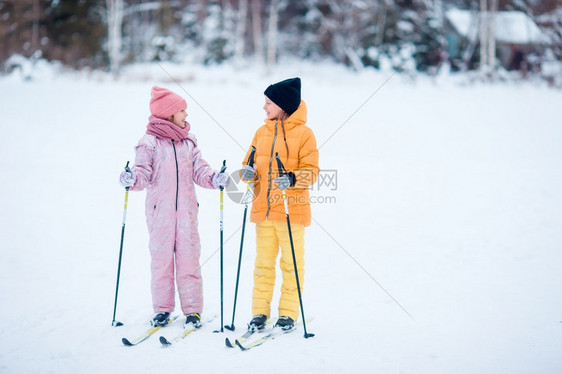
top-left (1, 61), bottom-right (561, 373)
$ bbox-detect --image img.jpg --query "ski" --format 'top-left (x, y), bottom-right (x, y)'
top-left (159, 326), bottom-right (197, 346)
top-left (159, 315), bottom-right (216, 346)
top-left (235, 318), bottom-right (313, 351)
top-left (225, 319), bottom-right (274, 348)
top-left (121, 316), bottom-right (177, 346)
top-left (225, 329), bottom-right (254, 348)
top-left (235, 326), bottom-right (292, 351)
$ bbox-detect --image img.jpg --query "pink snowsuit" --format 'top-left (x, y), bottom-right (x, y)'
top-left (130, 132), bottom-right (216, 315)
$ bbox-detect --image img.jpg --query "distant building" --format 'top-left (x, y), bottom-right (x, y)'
top-left (444, 9), bottom-right (551, 73)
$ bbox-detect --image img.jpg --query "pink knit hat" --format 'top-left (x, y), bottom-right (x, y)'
top-left (149, 86), bottom-right (187, 119)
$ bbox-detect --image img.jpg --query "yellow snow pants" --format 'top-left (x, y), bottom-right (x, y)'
top-left (252, 220), bottom-right (305, 321)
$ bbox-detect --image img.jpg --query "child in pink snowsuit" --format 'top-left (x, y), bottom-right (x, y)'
top-left (120, 86), bottom-right (229, 327)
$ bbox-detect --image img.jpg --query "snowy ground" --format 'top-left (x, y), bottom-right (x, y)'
top-left (1, 62), bottom-right (561, 373)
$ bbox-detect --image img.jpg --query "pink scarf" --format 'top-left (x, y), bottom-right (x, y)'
top-left (146, 115), bottom-right (191, 142)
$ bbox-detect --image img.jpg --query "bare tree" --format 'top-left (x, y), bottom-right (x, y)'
top-left (460, 8), bottom-right (480, 72)
top-left (235, 0), bottom-right (248, 64)
top-left (267, 0), bottom-right (279, 70)
top-left (106, 0), bottom-right (124, 74)
top-left (31, 0), bottom-right (40, 53)
top-left (479, 0), bottom-right (498, 79)
top-left (488, 0), bottom-right (497, 79)
top-left (252, 0), bottom-right (264, 65)
top-left (0, 0), bottom-right (45, 63)
top-left (479, 0), bottom-right (488, 76)
top-left (197, 0), bottom-right (208, 23)
top-left (376, 0), bottom-right (390, 47)
top-left (159, 0), bottom-right (173, 34)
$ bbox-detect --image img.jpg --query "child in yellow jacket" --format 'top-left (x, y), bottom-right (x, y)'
top-left (241, 77), bottom-right (319, 331)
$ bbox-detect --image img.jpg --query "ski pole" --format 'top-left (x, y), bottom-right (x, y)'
top-left (216, 160), bottom-right (227, 333)
top-left (112, 161), bottom-right (131, 327)
top-left (275, 153), bottom-right (314, 338)
top-left (225, 146), bottom-right (256, 331)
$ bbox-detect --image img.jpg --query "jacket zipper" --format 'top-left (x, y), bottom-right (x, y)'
top-left (172, 140), bottom-right (179, 211)
top-left (265, 120), bottom-right (278, 219)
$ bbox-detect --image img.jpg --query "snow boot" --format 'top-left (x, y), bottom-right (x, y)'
top-left (275, 316), bottom-right (294, 331)
top-left (151, 312), bottom-right (171, 326)
top-left (185, 313), bottom-right (202, 329)
top-left (248, 314), bottom-right (267, 332)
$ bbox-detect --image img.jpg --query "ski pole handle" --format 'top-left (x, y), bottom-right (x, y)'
top-left (247, 146), bottom-right (256, 167)
top-left (124, 161), bottom-right (131, 191)
top-left (122, 161), bottom-right (131, 222)
top-left (219, 160), bottom-right (227, 191)
top-left (275, 152), bottom-right (286, 176)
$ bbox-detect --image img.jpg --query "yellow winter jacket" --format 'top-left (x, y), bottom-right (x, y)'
top-left (242, 100), bottom-right (319, 227)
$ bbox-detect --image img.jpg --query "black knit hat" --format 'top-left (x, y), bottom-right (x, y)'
top-left (264, 77), bottom-right (301, 116)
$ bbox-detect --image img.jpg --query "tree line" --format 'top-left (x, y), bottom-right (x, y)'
top-left (1, 0), bottom-right (560, 75)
